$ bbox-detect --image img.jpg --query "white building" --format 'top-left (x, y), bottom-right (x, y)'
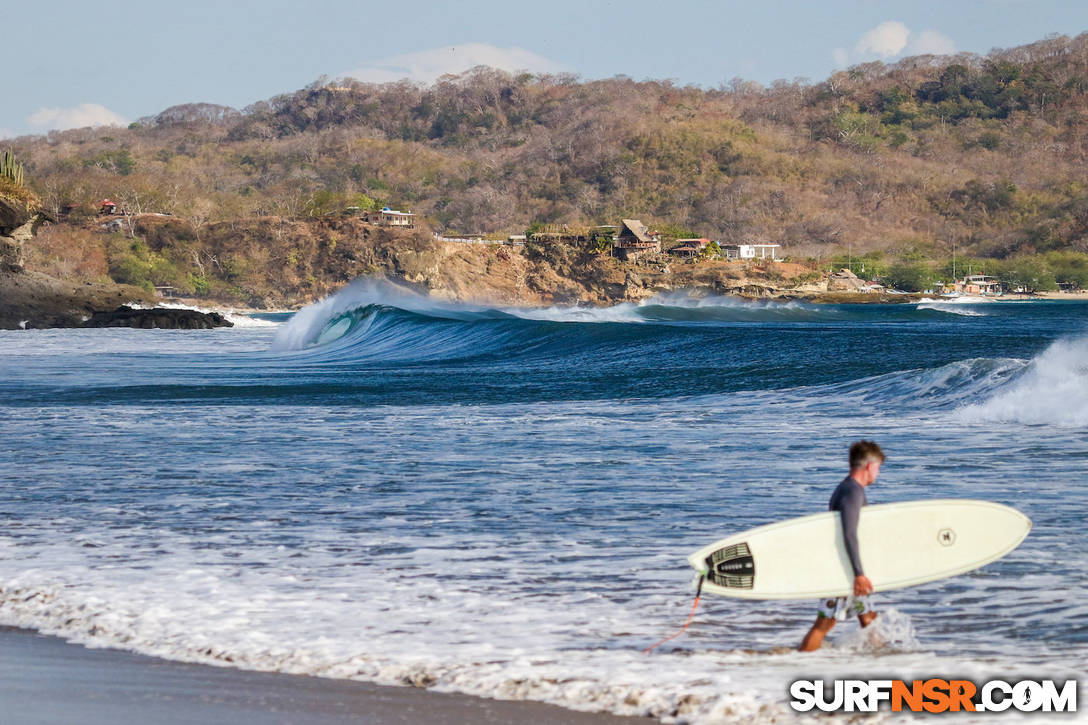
top-left (368, 207), bottom-right (415, 228)
top-left (721, 243), bottom-right (780, 261)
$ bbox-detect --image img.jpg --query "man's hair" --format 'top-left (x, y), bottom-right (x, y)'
top-left (849, 440), bottom-right (885, 469)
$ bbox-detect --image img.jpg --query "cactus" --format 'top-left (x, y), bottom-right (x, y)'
top-left (1, 149), bottom-right (25, 187)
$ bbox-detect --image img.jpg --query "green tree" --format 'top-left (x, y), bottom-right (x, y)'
top-left (995, 257), bottom-right (1057, 293)
top-left (1044, 252), bottom-right (1088, 290)
top-left (883, 262), bottom-right (936, 292)
top-left (830, 252), bottom-right (885, 278)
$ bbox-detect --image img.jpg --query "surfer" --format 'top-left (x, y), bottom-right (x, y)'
top-left (798, 440), bottom-right (885, 652)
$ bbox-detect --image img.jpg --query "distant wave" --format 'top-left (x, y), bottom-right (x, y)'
top-left (270, 280), bottom-right (838, 354)
top-left (271, 278), bottom-right (979, 357)
top-left (916, 296), bottom-right (995, 305)
top-left (916, 301), bottom-right (988, 316)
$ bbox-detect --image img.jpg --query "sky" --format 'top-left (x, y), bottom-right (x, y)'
top-left (3, 0), bottom-right (1087, 140)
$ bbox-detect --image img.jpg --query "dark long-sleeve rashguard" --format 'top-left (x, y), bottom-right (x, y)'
top-left (829, 475), bottom-right (867, 577)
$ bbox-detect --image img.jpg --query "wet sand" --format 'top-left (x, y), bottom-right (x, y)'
top-left (0, 627), bottom-right (643, 724)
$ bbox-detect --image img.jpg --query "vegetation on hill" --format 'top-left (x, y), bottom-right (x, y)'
top-left (7, 32), bottom-right (1088, 300)
top-left (0, 149), bottom-right (40, 213)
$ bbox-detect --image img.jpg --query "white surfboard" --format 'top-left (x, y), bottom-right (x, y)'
top-left (688, 499), bottom-right (1031, 600)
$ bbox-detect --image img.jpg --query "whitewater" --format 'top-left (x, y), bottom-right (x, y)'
top-left (0, 285), bottom-right (1085, 723)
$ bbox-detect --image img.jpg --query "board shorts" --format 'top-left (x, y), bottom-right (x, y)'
top-left (817, 594), bottom-right (874, 621)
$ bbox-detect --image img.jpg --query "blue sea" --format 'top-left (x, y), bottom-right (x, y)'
top-left (1, 281), bottom-right (1085, 722)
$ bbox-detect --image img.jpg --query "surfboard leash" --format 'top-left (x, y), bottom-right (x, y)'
top-left (641, 574), bottom-right (704, 655)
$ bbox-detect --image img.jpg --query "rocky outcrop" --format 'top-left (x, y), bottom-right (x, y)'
top-left (0, 198), bottom-right (165, 329)
top-left (0, 269), bottom-right (155, 329)
top-left (80, 306), bottom-right (233, 329)
top-left (0, 198), bottom-right (32, 271)
top-left (0, 196), bottom-right (32, 236)
top-left (1, 194), bottom-right (54, 272)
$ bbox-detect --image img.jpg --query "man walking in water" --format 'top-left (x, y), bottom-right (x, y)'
top-left (798, 440), bottom-right (885, 652)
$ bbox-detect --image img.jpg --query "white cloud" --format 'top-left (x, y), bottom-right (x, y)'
top-left (909, 29), bottom-right (956, 56)
top-left (855, 20), bottom-right (910, 58)
top-left (833, 22), bottom-right (956, 68)
top-left (342, 42), bottom-right (565, 84)
top-left (0, 128), bottom-right (15, 141)
top-left (26, 103), bottom-right (128, 133)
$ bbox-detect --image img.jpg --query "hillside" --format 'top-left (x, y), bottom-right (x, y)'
top-left (7, 32), bottom-right (1088, 303)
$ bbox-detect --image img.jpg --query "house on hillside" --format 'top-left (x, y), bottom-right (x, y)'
top-left (612, 219), bottom-right (661, 260)
top-left (98, 199), bottom-right (118, 215)
top-left (721, 242), bottom-right (780, 261)
top-left (366, 207), bottom-right (415, 228)
top-left (668, 238), bottom-right (710, 258)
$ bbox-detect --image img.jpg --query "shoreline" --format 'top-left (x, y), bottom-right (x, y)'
top-left (8, 282), bottom-right (1082, 331)
top-left (0, 626), bottom-right (642, 724)
top-left (163, 288), bottom-right (1088, 320)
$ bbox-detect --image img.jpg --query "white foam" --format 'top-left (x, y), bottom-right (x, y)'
top-left (916, 301), bottom-right (987, 316)
top-left (0, 550), bottom-right (788, 723)
top-left (512, 291), bottom-right (810, 324)
top-left (141, 301), bottom-right (282, 328)
top-left (956, 336), bottom-right (1088, 425)
top-left (917, 295), bottom-right (995, 305)
top-left (0, 513), bottom-right (1081, 725)
top-left (506, 300), bottom-right (645, 323)
top-left (834, 608), bottom-right (920, 653)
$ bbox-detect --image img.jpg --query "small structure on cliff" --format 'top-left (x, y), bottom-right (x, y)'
top-left (668, 238), bottom-right (710, 258)
top-left (612, 219), bottom-right (661, 260)
top-left (366, 207), bottom-right (415, 228)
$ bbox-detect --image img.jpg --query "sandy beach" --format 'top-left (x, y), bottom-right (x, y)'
top-left (0, 627), bottom-right (642, 725)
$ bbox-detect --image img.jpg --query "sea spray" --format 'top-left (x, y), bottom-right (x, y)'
top-left (916, 301), bottom-right (989, 316)
top-left (954, 335), bottom-right (1088, 426)
top-left (834, 608), bottom-right (921, 654)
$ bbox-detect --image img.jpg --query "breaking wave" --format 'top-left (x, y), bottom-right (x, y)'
top-left (954, 335), bottom-right (1088, 426)
top-left (269, 280), bottom-right (842, 355)
top-left (270, 279), bottom-right (983, 358)
top-left (915, 300), bottom-right (989, 316)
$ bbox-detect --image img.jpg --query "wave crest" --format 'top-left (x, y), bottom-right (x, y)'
top-left (954, 336), bottom-right (1088, 426)
top-left (271, 281), bottom-right (848, 354)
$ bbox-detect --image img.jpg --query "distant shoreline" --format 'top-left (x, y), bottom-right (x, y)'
top-left (161, 288), bottom-right (1088, 321)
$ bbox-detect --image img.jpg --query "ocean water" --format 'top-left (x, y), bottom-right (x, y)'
top-left (1, 280), bottom-right (1085, 723)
